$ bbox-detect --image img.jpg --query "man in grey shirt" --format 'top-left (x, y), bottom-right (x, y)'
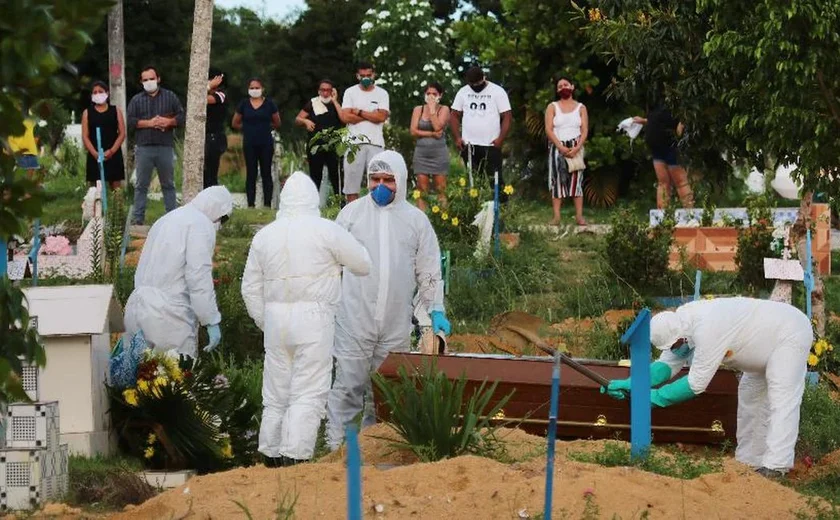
top-left (127, 65), bottom-right (185, 225)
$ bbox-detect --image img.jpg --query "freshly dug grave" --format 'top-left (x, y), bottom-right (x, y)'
top-left (111, 425), bottom-right (820, 520)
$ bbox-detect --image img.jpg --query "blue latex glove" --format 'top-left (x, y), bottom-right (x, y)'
top-left (430, 311), bottom-right (451, 335)
top-left (601, 378), bottom-right (630, 400)
top-left (204, 324), bottom-right (222, 352)
top-left (650, 376), bottom-right (696, 408)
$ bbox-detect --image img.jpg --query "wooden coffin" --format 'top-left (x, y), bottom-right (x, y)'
top-left (375, 352), bottom-right (739, 445)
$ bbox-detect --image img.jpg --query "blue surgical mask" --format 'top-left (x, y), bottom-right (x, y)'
top-left (371, 184), bottom-right (394, 206)
top-left (672, 342), bottom-right (692, 359)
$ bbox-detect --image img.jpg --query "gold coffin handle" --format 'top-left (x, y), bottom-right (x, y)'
top-left (488, 413), bottom-right (726, 437)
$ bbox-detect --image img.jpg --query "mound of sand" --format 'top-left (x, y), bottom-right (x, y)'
top-left (110, 425), bottom-right (821, 520)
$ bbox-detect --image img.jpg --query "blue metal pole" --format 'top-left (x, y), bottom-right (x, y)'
top-left (346, 424), bottom-right (363, 520)
top-left (493, 171), bottom-right (500, 259)
top-left (0, 238), bottom-right (7, 279)
top-left (805, 229), bottom-right (813, 319)
top-left (620, 308), bottom-right (652, 460)
top-left (693, 270), bottom-right (702, 301)
top-left (96, 127), bottom-right (108, 214)
top-left (543, 353), bottom-right (561, 520)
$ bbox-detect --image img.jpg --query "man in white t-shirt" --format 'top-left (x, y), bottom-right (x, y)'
top-left (340, 61), bottom-right (390, 203)
top-left (450, 66), bottom-right (512, 199)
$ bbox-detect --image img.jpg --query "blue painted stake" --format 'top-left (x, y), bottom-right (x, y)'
top-left (95, 127), bottom-right (108, 214)
top-left (693, 270), bottom-right (702, 301)
top-left (346, 424), bottom-right (363, 520)
top-left (804, 229), bottom-right (813, 319)
top-left (620, 308), bottom-right (652, 460)
top-left (29, 219), bottom-right (40, 285)
top-left (493, 171), bottom-right (500, 259)
top-left (0, 238), bottom-right (7, 279)
top-left (543, 353), bottom-right (561, 520)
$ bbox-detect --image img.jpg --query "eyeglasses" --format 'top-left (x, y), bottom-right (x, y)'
top-left (318, 88), bottom-right (333, 93)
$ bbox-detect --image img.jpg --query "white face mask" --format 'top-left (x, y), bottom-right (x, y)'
top-left (425, 94), bottom-right (440, 104)
top-left (319, 95), bottom-right (332, 104)
top-left (91, 93), bottom-right (109, 105)
top-left (142, 80), bottom-right (158, 93)
top-left (248, 88), bottom-right (263, 99)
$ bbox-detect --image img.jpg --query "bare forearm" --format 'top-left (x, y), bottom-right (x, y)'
top-left (450, 112), bottom-right (462, 140)
top-left (341, 109), bottom-right (365, 124)
top-left (498, 113), bottom-right (512, 142)
top-left (360, 110), bottom-right (388, 124)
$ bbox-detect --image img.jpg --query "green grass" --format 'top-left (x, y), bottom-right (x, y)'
top-left (797, 382), bottom-right (840, 461)
top-left (568, 441), bottom-right (723, 480)
top-left (67, 455), bottom-right (155, 512)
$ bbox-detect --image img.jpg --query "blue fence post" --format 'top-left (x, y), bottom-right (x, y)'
top-left (804, 229), bottom-right (813, 319)
top-left (493, 171), bottom-right (500, 259)
top-left (693, 270), bottom-right (702, 301)
top-left (95, 127), bottom-right (108, 215)
top-left (543, 353), bottom-right (561, 520)
top-left (346, 424), bottom-right (363, 520)
top-left (0, 238), bottom-right (7, 279)
top-left (620, 308), bottom-right (652, 460)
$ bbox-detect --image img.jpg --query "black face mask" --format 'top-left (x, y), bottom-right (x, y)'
top-left (469, 81), bottom-right (487, 93)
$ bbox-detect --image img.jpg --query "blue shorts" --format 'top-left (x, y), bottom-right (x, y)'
top-left (651, 147), bottom-right (679, 167)
top-left (16, 154), bottom-right (40, 170)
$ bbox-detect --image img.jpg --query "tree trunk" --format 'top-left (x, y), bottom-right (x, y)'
top-left (107, 0), bottom-right (129, 177)
top-left (791, 191), bottom-right (825, 336)
top-left (181, 0), bottom-right (214, 204)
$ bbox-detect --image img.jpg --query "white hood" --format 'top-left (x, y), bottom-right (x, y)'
top-left (367, 150), bottom-right (408, 206)
top-left (278, 171), bottom-right (320, 218)
top-left (190, 185), bottom-right (234, 222)
top-left (650, 311), bottom-right (685, 350)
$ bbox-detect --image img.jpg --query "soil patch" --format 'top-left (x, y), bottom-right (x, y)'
top-left (106, 425), bottom-right (820, 519)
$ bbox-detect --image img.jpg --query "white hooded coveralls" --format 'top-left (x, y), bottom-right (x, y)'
top-left (652, 297), bottom-right (813, 471)
top-left (241, 172), bottom-right (371, 460)
top-left (124, 186), bottom-right (233, 358)
top-left (326, 150), bottom-right (445, 450)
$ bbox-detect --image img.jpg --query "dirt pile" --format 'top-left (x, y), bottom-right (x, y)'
top-left (111, 425), bottom-right (819, 520)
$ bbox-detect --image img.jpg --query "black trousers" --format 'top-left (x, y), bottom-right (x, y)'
top-left (243, 141), bottom-right (274, 207)
top-left (460, 144), bottom-right (507, 201)
top-left (308, 149), bottom-right (340, 195)
top-left (203, 132), bottom-right (227, 189)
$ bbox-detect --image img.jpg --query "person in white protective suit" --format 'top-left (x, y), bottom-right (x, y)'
top-left (325, 150), bottom-right (451, 450)
top-left (241, 172), bottom-right (372, 467)
top-left (602, 297), bottom-right (813, 478)
top-left (124, 185), bottom-right (234, 358)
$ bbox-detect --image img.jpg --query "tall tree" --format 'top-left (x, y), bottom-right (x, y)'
top-left (182, 0), bottom-right (215, 203)
top-left (107, 0), bottom-right (128, 167)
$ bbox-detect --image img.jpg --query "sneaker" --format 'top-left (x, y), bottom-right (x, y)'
top-left (755, 467), bottom-right (785, 479)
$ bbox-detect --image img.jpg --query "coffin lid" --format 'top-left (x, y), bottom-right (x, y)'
top-left (22, 284), bottom-right (124, 337)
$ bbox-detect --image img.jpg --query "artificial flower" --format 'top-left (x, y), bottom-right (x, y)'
top-left (451, 217), bottom-right (459, 226)
top-left (123, 389), bottom-right (138, 407)
top-left (154, 376), bottom-right (167, 388)
top-left (431, 205), bottom-right (440, 214)
top-left (137, 379), bottom-right (150, 393)
top-left (220, 442), bottom-right (233, 459)
top-left (503, 185), bottom-right (514, 195)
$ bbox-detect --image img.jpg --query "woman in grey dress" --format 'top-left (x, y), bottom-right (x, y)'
top-left (410, 82), bottom-right (450, 211)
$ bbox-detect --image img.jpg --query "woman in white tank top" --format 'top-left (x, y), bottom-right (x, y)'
top-left (544, 76), bottom-right (589, 226)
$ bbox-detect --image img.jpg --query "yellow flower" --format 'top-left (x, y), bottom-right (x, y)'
top-left (451, 217), bottom-right (459, 227)
top-left (144, 446), bottom-right (155, 459)
top-left (220, 442), bottom-right (233, 459)
top-left (171, 366), bottom-right (183, 383)
top-left (815, 339), bottom-right (829, 356)
top-left (123, 389), bottom-right (138, 407)
top-left (808, 354), bottom-right (819, 367)
top-left (458, 177), bottom-right (466, 187)
top-left (469, 188), bottom-right (479, 198)
top-left (154, 376), bottom-right (167, 388)
top-left (493, 410), bottom-right (506, 420)
top-left (137, 379), bottom-right (150, 393)
top-left (147, 433), bottom-right (157, 445)
top-left (431, 205), bottom-right (440, 214)
top-left (441, 212), bottom-right (449, 221)
top-left (503, 185), bottom-right (514, 195)
top-left (412, 189), bottom-right (421, 200)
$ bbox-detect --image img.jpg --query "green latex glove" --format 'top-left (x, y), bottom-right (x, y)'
top-left (600, 361), bottom-right (673, 400)
top-left (650, 376), bottom-right (696, 408)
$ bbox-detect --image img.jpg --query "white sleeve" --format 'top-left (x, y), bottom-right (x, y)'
top-left (184, 224), bottom-right (221, 326)
top-left (415, 217), bottom-right (445, 315)
top-left (451, 88), bottom-right (465, 111)
top-left (496, 86), bottom-right (512, 113)
top-left (686, 327), bottom-right (729, 394)
top-left (342, 88), bottom-right (355, 109)
top-left (331, 224), bottom-right (372, 276)
top-left (379, 89), bottom-right (390, 113)
top-left (240, 237), bottom-right (266, 331)
top-left (656, 349), bottom-right (688, 378)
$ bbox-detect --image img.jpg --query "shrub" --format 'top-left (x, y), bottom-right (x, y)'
top-left (735, 195), bottom-right (777, 291)
top-left (372, 361), bottom-right (513, 462)
top-left (604, 206), bottom-right (675, 290)
top-left (797, 381), bottom-right (840, 461)
top-left (68, 456), bottom-right (155, 510)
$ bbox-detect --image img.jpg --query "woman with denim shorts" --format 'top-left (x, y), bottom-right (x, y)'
top-left (634, 103), bottom-right (694, 209)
